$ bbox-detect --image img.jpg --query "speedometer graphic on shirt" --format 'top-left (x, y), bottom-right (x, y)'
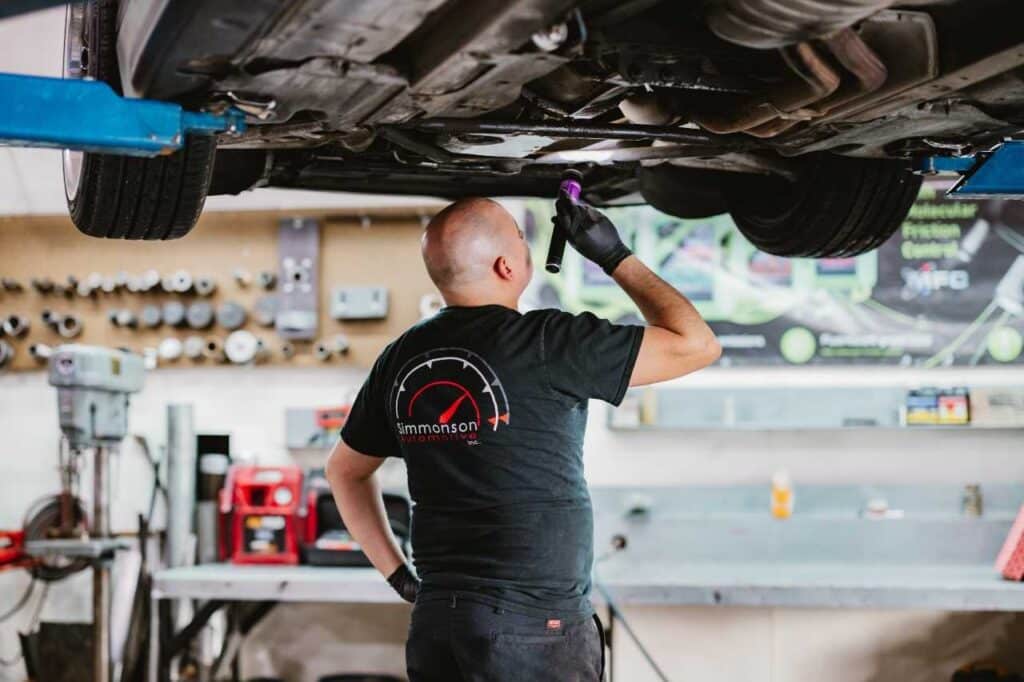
top-left (390, 348), bottom-right (510, 445)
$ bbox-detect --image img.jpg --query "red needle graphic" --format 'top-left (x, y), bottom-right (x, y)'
top-left (438, 391), bottom-right (470, 424)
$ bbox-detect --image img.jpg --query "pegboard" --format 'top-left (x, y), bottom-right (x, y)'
top-left (0, 207), bottom-right (440, 372)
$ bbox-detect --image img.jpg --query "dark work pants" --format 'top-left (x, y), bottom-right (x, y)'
top-left (406, 593), bottom-right (605, 682)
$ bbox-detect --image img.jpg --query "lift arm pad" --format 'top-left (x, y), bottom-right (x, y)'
top-left (0, 73), bottom-right (245, 157)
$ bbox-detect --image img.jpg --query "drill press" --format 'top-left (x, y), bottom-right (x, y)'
top-left (33, 345), bottom-right (145, 682)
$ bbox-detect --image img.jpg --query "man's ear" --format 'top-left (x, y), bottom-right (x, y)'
top-left (494, 256), bottom-right (514, 281)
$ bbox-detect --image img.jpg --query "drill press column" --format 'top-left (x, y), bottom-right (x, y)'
top-left (47, 345), bottom-right (144, 682)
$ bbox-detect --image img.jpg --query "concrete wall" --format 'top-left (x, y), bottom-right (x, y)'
top-left (2, 364), bottom-right (1023, 681)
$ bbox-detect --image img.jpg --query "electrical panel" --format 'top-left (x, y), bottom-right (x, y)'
top-left (329, 286), bottom-right (389, 320)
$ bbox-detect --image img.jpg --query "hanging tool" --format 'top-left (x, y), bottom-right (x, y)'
top-left (546, 169), bottom-right (583, 274)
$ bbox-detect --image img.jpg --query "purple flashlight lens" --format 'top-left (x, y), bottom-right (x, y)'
top-left (560, 178), bottom-right (582, 202)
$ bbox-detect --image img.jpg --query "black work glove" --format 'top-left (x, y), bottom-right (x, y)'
top-left (554, 197), bottom-right (633, 276)
top-left (387, 563), bottom-right (420, 604)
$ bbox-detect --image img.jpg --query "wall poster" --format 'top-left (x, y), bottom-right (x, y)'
top-left (525, 183), bottom-right (1024, 367)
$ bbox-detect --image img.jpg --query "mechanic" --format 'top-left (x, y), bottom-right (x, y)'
top-left (326, 196), bottom-right (720, 681)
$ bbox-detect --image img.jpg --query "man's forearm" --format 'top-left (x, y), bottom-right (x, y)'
top-left (612, 255), bottom-right (711, 338)
top-left (326, 471), bottom-right (405, 578)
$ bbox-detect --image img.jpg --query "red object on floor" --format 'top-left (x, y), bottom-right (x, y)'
top-left (0, 530), bottom-right (25, 569)
top-left (995, 504), bottom-right (1024, 581)
top-left (219, 465), bottom-right (303, 565)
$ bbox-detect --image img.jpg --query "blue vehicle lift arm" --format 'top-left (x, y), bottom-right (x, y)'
top-left (0, 72), bottom-right (245, 157)
top-left (918, 141), bottom-right (1024, 199)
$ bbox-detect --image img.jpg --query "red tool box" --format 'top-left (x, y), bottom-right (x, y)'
top-left (219, 465), bottom-right (303, 565)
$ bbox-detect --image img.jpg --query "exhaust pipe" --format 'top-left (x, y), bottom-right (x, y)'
top-left (708, 0), bottom-right (945, 49)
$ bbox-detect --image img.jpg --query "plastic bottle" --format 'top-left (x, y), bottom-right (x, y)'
top-left (771, 471), bottom-right (794, 519)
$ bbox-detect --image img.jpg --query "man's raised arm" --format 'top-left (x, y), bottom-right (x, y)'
top-left (613, 255), bottom-right (720, 385)
top-left (557, 198), bottom-right (721, 386)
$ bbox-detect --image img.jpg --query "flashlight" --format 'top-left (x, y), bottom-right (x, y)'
top-left (546, 169), bottom-right (583, 274)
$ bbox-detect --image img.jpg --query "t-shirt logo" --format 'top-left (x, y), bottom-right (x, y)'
top-left (390, 348), bottom-right (510, 445)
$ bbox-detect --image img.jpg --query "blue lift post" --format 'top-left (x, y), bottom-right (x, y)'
top-left (0, 73), bottom-right (245, 157)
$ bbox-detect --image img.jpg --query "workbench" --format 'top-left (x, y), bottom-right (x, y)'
top-left (147, 565), bottom-right (402, 682)
top-left (148, 484), bottom-right (1024, 681)
top-left (148, 559), bottom-right (1024, 682)
top-left (152, 561), bottom-right (1024, 612)
top-left (594, 559), bottom-right (1024, 611)
top-left (153, 564), bottom-right (399, 604)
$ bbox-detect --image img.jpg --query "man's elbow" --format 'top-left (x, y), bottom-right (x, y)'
top-left (325, 444), bottom-right (358, 487)
top-left (325, 447), bottom-right (344, 485)
top-left (702, 335), bottom-right (723, 365)
top-left (677, 332), bottom-right (721, 370)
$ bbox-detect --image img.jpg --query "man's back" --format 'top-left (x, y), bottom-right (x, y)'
top-left (341, 304), bottom-right (643, 616)
top-left (326, 196), bottom-right (719, 681)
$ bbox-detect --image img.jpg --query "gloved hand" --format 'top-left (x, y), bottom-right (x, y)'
top-left (387, 563), bottom-right (420, 604)
top-left (554, 197), bottom-right (633, 275)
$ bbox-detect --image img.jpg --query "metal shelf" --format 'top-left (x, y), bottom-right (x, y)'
top-left (610, 384), bottom-right (1024, 431)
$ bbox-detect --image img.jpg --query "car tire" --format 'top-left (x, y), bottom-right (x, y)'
top-left (724, 153), bottom-right (922, 258)
top-left (63, 0), bottom-right (215, 240)
top-left (638, 166), bottom-right (729, 219)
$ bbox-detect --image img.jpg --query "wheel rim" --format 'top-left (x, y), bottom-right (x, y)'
top-left (62, 2), bottom-right (86, 203)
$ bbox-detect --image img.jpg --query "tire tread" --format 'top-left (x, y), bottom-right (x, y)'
top-left (64, 0), bottom-right (213, 241)
top-left (727, 154), bottom-right (923, 258)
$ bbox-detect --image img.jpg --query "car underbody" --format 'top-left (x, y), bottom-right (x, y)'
top-left (60, 0), bottom-right (1024, 251)
top-left (114, 0), bottom-right (1024, 193)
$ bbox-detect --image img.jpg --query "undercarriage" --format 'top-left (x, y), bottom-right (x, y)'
top-left (62, 0), bottom-right (1024, 252)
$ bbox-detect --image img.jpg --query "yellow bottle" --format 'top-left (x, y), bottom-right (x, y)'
top-left (771, 471), bottom-right (794, 519)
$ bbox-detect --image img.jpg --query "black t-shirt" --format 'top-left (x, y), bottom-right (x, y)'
top-left (341, 304), bottom-right (643, 616)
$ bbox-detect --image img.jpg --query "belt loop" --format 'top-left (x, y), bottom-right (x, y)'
top-left (449, 594), bottom-right (457, 609)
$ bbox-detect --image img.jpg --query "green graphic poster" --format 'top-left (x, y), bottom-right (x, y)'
top-left (524, 183), bottom-right (1024, 366)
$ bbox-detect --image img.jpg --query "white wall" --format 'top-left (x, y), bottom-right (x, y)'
top-left (588, 364), bottom-right (1024, 487)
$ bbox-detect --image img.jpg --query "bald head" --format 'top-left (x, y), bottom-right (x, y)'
top-left (421, 198), bottom-right (529, 299)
